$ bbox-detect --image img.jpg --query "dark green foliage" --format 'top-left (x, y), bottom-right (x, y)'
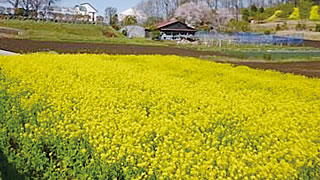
top-left (315, 24), bottom-right (320, 31)
top-left (298, 162), bottom-right (320, 179)
top-left (263, 53), bottom-right (272, 60)
top-left (259, 7), bottom-right (265, 13)
top-left (276, 24), bottom-right (282, 31)
top-left (296, 22), bottom-right (307, 30)
top-left (226, 19), bottom-right (251, 32)
top-left (299, 0), bottom-right (314, 19)
top-left (242, 9), bottom-right (251, 22)
top-left (275, 22), bottom-right (288, 31)
top-left (264, 30), bottom-right (271, 35)
top-left (151, 30), bottom-right (161, 40)
top-left (276, 3), bottom-right (295, 18)
top-left (255, 13), bottom-right (269, 23)
top-left (122, 15), bottom-right (138, 26)
top-left (122, 29), bottom-right (127, 36)
top-left (251, 5), bottom-right (258, 12)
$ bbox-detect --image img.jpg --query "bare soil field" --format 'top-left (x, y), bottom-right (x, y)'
top-left (0, 38), bottom-right (226, 57)
top-left (0, 38), bottom-right (319, 78)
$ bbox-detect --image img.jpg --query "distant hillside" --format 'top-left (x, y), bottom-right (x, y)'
top-left (242, 0), bottom-right (315, 22)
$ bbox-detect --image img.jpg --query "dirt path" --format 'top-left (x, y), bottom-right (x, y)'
top-left (1, 38), bottom-right (320, 78)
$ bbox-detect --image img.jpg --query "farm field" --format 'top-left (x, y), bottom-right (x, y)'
top-left (0, 54), bottom-right (319, 179)
top-left (1, 38), bottom-right (320, 77)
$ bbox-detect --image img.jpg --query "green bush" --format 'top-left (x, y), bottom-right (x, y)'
top-left (14, 8), bottom-right (24, 16)
top-left (226, 19), bottom-right (251, 32)
top-left (255, 13), bottom-right (269, 23)
top-left (263, 53), bottom-right (272, 60)
top-left (264, 30), bottom-right (271, 35)
top-left (316, 24), bottom-right (320, 32)
top-left (241, 9), bottom-right (250, 22)
top-left (300, 0), bottom-right (315, 19)
top-left (151, 30), bottom-right (160, 40)
top-left (121, 29), bottom-right (127, 36)
top-left (251, 5), bottom-right (258, 12)
top-left (275, 22), bottom-right (288, 31)
top-left (259, 7), bottom-right (265, 13)
top-left (276, 3), bottom-right (295, 18)
top-left (296, 22), bottom-right (307, 31)
top-left (276, 24), bottom-right (282, 31)
top-left (267, 10), bottom-right (283, 22)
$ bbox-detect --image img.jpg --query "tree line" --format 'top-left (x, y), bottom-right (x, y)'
top-left (136, 0), bottom-right (319, 19)
top-left (0, 0), bottom-right (59, 15)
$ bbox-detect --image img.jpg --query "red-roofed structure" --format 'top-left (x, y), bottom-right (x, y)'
top-left (156, 19), bottom-right (197, 40)
top-left (156, 19), bottom-right (179, 29)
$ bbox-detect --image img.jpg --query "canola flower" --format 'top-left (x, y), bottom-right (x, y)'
top-left (266, 10), bottom-right (283, 22)
top-left (310, 5), bottom-right (320, 21)
top-left (289, 8), bottom-right (299, 20)
top-left (0, 54), bottom-right (320, 179)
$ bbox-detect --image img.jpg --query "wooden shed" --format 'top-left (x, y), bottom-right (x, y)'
top-left (156, 19), bottom-right (197, 40)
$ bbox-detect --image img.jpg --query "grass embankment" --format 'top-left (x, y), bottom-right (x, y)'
top-left (0, 19), bottom-right (170, 46)
top-left (0, 19), bottom-right (121, 41)
top-left (0, 54), bottom-right (320, 179)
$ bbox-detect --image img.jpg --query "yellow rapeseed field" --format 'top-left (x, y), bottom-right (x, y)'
top-left (0, 54), bottom-right (319, 179)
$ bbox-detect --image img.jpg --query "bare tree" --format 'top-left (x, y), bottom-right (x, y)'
top-left (2, 0), bottom-right (20, 9)
top-left (105, 6), bottom-right (117, 25)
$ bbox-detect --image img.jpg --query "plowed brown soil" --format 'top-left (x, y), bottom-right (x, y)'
top-left (1, 38), bottom-right (319, 78)
top-left (0, 38), bottom-right (226, 57)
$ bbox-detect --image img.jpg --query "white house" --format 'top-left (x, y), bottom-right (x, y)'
top-left (0, 6), bottom-right (14, 15)
top-left (42, 2), bottom-right (98, 22)
top-left (119, 8), bottom-right (147, 24)
top-left (75, 3), bottom-right (98, 22)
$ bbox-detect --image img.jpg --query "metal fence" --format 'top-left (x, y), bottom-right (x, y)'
top-left (195, 31), bottom-right (304, 46)
top-left (235, 32), bottom-right (304, 45)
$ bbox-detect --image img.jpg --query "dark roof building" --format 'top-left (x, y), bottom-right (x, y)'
top-left (156, 19), bottom-right (197, 40)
